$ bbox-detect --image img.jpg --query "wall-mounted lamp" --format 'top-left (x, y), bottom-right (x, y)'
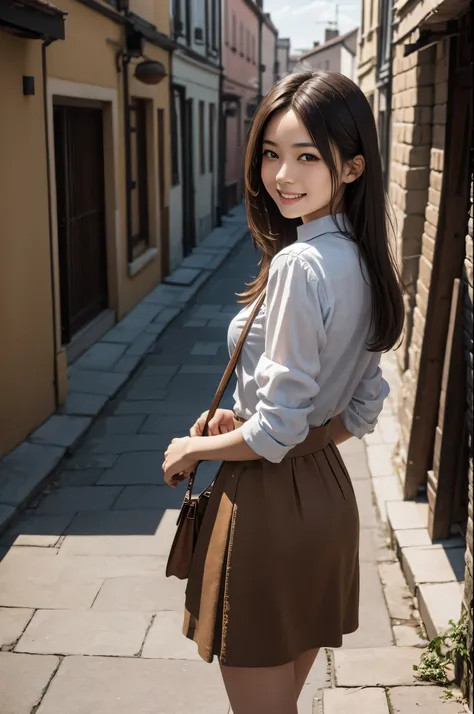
top-left (134, 60), bottom-right (167, 85)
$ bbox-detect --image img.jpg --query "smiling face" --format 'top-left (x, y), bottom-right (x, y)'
top-left (261, 108), bottom-right (344, 224)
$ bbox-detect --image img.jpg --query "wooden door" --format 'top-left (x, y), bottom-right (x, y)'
top-left (54, 104), bottom-right (108, 344)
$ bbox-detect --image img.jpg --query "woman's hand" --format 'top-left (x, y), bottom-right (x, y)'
top-left (162, 437), bottom-right (196, 487)
top-left (190, 409), bottom-right (236, 437)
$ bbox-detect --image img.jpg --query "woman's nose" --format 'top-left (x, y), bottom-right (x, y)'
top-left (276, 163), bottom-right (293, 184)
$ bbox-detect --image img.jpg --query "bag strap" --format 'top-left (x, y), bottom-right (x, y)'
top-left (183, 291), bottom-right (265, 501)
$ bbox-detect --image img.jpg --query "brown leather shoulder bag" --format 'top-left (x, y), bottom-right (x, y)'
top-left (166, 292), bottom-right (265, 580)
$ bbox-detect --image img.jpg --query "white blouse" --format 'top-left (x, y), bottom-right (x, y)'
top-left (228, 214), bottom-right (389, 463)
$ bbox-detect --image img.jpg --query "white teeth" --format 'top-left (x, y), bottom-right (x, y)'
top-left (280, 192), bottom-right (303, 199)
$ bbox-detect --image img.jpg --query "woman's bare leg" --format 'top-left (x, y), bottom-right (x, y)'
top-left (220, 661), bottom-right (298, 714)
top-left (294, 648), bottom-right (320, 700)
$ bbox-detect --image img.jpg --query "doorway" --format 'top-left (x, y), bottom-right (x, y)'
top-left (53, 103), bottom-right (108, 345)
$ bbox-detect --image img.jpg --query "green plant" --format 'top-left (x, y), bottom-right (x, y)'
top-left (413, 613), bottom-right (469, 685)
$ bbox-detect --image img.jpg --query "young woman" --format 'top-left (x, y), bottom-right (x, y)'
top-left (162, 70), bottom-right (404, 714)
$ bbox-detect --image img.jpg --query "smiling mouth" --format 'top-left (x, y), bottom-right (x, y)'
top-left (277, 190), bottom-right (307, 204)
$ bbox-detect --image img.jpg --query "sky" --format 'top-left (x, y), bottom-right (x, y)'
top-left (263, 0), bottom-right (361, 55)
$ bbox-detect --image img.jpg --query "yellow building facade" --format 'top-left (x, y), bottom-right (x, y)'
top-left (0, 0), bottom-right (172, 456)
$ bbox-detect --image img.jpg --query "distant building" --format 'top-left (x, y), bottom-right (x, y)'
top-left (261, 12), bottom-right (278, 96)
top-left (293, 28), bottom-right (359, 82)
top-left (276, 37), bottom-right (291, 80)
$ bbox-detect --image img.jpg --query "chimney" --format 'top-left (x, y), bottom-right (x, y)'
top-left (313, 41), bottom-right (320, 48)
top-left (325, 28), bottom-right (338, 42)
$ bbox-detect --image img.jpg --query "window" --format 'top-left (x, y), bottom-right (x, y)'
top-left (194, 0), bottom-right (205, 45)
top-left (172, 0), bottom-right (184, 37)
top-left (129, 98), bottom-right (149, 256)
top-left (240, 21), bottom-right (244, 55)
top-left (199, 101), bottom-right (206, 174)
top-left (209, 104), bottom-right (216, 173)
top-left (325, 60), bottom-right (330, 69)
top-left (208, 0), bottom-right (218, 51)
top-left (246, 28), bottom-right (250, 60)
top-left (252, 34), bottom-right (256, 63)
top-left (171, 90), bottom-right (180, 186)
top-left (231, 11), bottom-right (236, 50)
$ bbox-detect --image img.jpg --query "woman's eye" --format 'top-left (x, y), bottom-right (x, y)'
top-left (300, 153), bottom-right (319, 162)
top-left (262, 149), bottom-right (278, 159)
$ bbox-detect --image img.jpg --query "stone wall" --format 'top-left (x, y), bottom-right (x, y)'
top-left (391, 41), bottom-right (449, 461)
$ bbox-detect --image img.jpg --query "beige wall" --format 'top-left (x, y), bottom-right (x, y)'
top-left (0, 1), bottom-right (171, 454)
top-left (0, 33), bottom-right (55, 456)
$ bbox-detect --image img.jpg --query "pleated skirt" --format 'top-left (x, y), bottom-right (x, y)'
top-left (183, 423), bottom-right (360, 668)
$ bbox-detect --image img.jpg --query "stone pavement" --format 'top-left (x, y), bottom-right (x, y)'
top-left (0, 238), bottom-right (468, 714)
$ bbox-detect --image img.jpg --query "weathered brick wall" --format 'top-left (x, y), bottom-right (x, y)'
top-left (462, 180), bottom-right (473, 708)
top-left (389, 43), bottom-right (436, 382)
top-left (393, 41), bottom-right (449, 460)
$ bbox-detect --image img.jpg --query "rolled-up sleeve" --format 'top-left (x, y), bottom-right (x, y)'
top-left (340, 352), bottom-right (389, 438)
top-left (240, 253), bottom-right (327, 462)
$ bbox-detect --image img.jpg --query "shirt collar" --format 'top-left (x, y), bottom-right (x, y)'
top-left (296, 213), bottom-right (353, 243)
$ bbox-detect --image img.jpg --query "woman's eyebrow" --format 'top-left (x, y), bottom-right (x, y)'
top-left (262, 139), bottom-right (316, 148)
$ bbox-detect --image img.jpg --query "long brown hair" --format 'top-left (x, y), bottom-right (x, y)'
top-left (240, 70), bottom-right (404, 353)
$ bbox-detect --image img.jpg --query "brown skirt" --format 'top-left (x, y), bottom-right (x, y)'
top-left (183, 423), bottom-right (360, 668)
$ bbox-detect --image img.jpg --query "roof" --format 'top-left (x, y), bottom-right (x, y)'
top-left (0, 0), bottom-right (66, 40)
top-left (296, 28), bottom-right (358, 60)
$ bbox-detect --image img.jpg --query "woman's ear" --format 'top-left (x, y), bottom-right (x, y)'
top-left (342, 155), bottom-right (365, 184)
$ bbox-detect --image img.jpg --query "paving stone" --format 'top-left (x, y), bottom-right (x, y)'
top-left (64, 452), bottom-right (119, 470)
top-left (115, 399), bottom-right (196, 416)
top-left (0, 442), bottom-right (65, 508)
top-left (164, 267), bottom-right (202, 285)
top-left (208, 317), bottom-right (235, 327)
top-left (322, 687), bottom-right (389, 714)
top-left (393, 625), bottom-right (428, 647)
top-left (366, 444), bottom-right (395, 477)
top-left (142, 611), bottom-right (200, 659)
top-left (124, 331), bottom-right (157, 358)
top-left (96, 451), bottom-right (164, 485)
top-left (143, 283), bottom-right (185, 305)
top-left (401, 545), bottom-right (466, 594)
top-left (334, 647), bottom-right (421, 686)
top-left (36, 656), bottom-right (230, 714)
top-left (75, 342), bottom-right (127, 371)
top-left (89, 416), bottom-right (146, 437)
top-left (37, 486), bottom-right (122, 516)
top-left (388, 685), bottom-right (466, 713)
top-left (0, 550), bottom-right (102, 609)
top-left (0, 607), bottom-right (34, 646)
top-left (178, 364), bottom-right (225, 374)
top-left (394, 528), bottom-right (432, 550)
top-left (112, 353), bottom-right (142, 374)
top-left (68, 369), bottom-right (128, 396)
top-left (101, 321), bottom-right (148, 344)
top-left (183, 319), bottom-right (208, 327)
top-left (114, 485), bottom-right (184, 510)
top-left (151, 306), bottom-right (183, 323)
top-left (297, 651), bottom-right (331, 712)
top-left (61, 509), bottom-right (178, 556)
top-left (139, 414), bottom-right (192, 434)
top-left (29, 415), bottom-right (92, 449)
top-left (0, 504), bottom-right (15, 532)
top-left (54, 555), bottom-right (166, 580)
top-left (378, 561), bottom-right (414, 621)
top-left (93, 571), bottom-right (185, 611)
top-left (59, 469), bottom-right (104, 487)
top-left (0, 513), bottom-right (72, 547)
top-left (126, 302), bottom-right (163, 323)
top-left (80, 434), bottom-right (170, 454)
top-left (124, 382), bottom-right (168, 400)
top-left (372, 475), bottom-right (403, 523)
top-left (343, 561), bottom-right (393, 649)
top-left (59, 392), bottom-right (109, 416)
top-left (353, 478), bottom-right (378, 528)
top-left (191, 341), bottom-right (226, 355)
top-left (0, 652), bottom-right (59, 714)
top-left (191, 304), bottom-right (223, 319)
top-left (387, 501), bottom-right (427, 531)
top-left (418, 582), bottom-right (464, 639)
top-left (181, 252), bottom-right (216, 269)
top-left (16, 609), bottom-right (151, 656)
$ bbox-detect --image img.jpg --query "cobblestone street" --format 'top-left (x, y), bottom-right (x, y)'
top-left (0, 235), bottom-right (467, 713)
